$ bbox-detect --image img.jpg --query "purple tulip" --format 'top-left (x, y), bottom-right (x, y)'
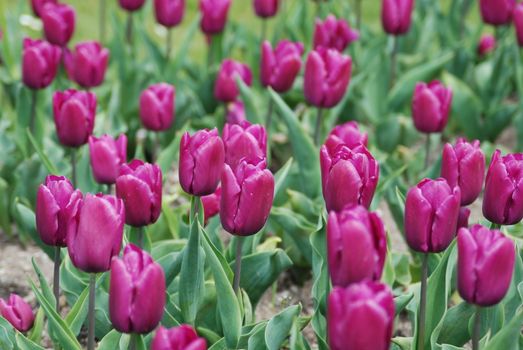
top-left (119, 0), bottom-right (146, 11)
top-left (152, 325), bottom-right (207, 350)
top-left (199, 0), bottom-right (231, 35)
top-left (514, 4), bottom-right (523, 47)
top-left (139, 83), bottom-right (175, 131)
top-left (67, 193), bottom-right (125, 273)
top-left (226, 100), bottom-right (247, 125)
top-left (202, 186), bottom-right (221, 225)
top-left (477, 34), bottom-right (496, 56)
top-left (220, 158), bottom-right (274, 236)
top-left (109, 244), bottom-right (166, 334)
top-left (405, 178), bottom-right (461, 253)
top-left (412, 80), bottom-right (453, 133)
top-left (483, 150), bottom-right (523, 225)
top-left (214, 59), bottom-right (253, 103)
top-left (179, 129), bottom-right (225, 196)
top-left (30, 0), bottom-right (57, 17)
top-left (64, 41), bottom-right (109, 88)
top-left (458, 225), bottom-right (515, 306)
top-left (480, 0), bottom-right (515, 26)
top-left (36, 175), bottom-right (82, 247)
top-left (381, 0), bottom-right (415, 36)
top-left (260, 40), bottom-right (303, 93)
top-left (314, 15), bottom-right (359, 52)
top-left (41, 2), bottom-right (76, 46)
top-left (154, 0), bottom-right (185, 28)
top-left (88, 134), bottom-right (128, 185)
top-left (304, 48), bottom-right (352, 108)
top-left (0, 294), bottom-right (35, 332)
top-left (328, 281), bottom-right (394, 350)
top-left (457, 207), bottom-right (471, 230)
top-left (253, 0), bottom-right (279, 18)
top-left (223, 121), bottom-right (267, 170)
top-left (22, 38), bottom-right (61, 90)
top-left (324, 121), bottom-right (368, 151)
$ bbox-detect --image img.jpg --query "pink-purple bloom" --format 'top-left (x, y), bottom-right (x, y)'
top-left (152, 325), bottom-right (207, 350)
top-left (412, 80), bottom-right (453, 133)
top-left (22, 38), bottom-right (61, 90)
top-left (223, 121), bottom-right (267, 170)
top-left (214, 59), bottom-right (253, 103)
top-left (41, 2), bottom-right (76, 46)
top-left (154, 0), bottom-right (185, 28)
top-left (88, 134), bottom-right (128, 185)
top-left (381, 0), bottom-right (415, 35)
top-left (260, 40), bottom-right (303, 93)
top-left (479, 0), bottom-right (515, 26)
top-left (0, 294), bottom-right (35, 332)
top-left (199, 0), bottom-right (231, 35)
top-left (139, 83), bottom-right (175, 131)
top-left (64, 41), bottom-right (109, 88)
top-left (314, 15), bottom-right (359, 52)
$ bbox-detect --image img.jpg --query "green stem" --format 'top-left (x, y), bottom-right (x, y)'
top-left (136, 226), bottom-right (144, 249)
top-left (29, 89), bottom-right (38, 134)
top-left (424, 134), bottom-right (431, 168)
top-left (261, 20), bottom-right (267, 42)
top-left (87, 274), bottom-right (96, 350)
top-left (154, 132), bottom-right (161, 163)
top-left (314, 108), bottom-right (323, 145)
top-left (99, 0), bottom-right (106, 43)
top-left (166, 28), bottom-right (173, 61)
top-left (126, 12), bottom-right (133, 49)
top-left (265, 96), bottom-right (274, 132)
top-left (417, 253), bottom-right (428, 350)
top-left (53, 247), bottom-right (61, 312)
top-left (472, 306), bottom-right (481, 350)
top-left (390, 35), bottom-right (398, 88)
top-left (233, 237), bottom-right (244, 294)
top-left (71, 149), bottom-right (77, 188)
top-left (355, 0), bottom-right (362, 31)
top-left (489, 222), bottom-right (502, 230)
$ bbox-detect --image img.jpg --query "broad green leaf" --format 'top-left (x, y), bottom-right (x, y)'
top-left (97, 330), bottom-right (130, 350)
top-left (26, 129), bottom-right (58, 174)
top-left (265, 304), bottom-right (302, 350)
top-left (436, 302), bottom-right (475, 346)
top-left (14, 202), bottom-right (54, 258)
top-left (27, 308), bottom-right (44, 344)
top-left (309, 225), bottom-right (329, 350)
top-left (237, 78), bottom-right (262, 125)
top-left (484, 308), bottom-right (523, 350)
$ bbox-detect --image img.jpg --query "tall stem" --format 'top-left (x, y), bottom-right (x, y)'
top-left (29, 89), bottom-right (38, 134)
top-left (107, 184), bottom-right (113, 194)
top-left (136, 226), bottom-right (144, 249)
top-left (314, 108), bottom-right (324, 145)
top-left (355, 0), bottom-right (362, 31)
top-left (390, 35), bottom-right (398, 88)
top-left (265, 97), bottom-right (274, 131)
top-left (53, 247), bottom-right (61, 312)
top-left (261, 20), bottom-right (267, 42)
top-left (233, 237), bottom-right (244, 294)
top-left (71, 149), bottom-right (77, 188)
top-left (490, 222), bottom-right (501, 230)
top-left (424, 134), bottom-right (431, 168)
top-left (417, 253), bottom-right (428, 350)
top-left (472, 306), bottom-right (481, 350)
top-left (126, 13), bottom-right (133, 49)
top-left (166, 28), bottom-right (173, 61)
top-left (99, 0), bottom-right (106, 43)
top-left (87, 274), bottom-right (96, 350)
top-left (154, 132), bottom-right (161, 162)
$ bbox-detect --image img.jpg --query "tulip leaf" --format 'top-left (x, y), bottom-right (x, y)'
top-left (274, 157), bottom-right (293, 197)
top-left (484, 308), bottom-right (523, 350)
top-left (201, 228), bottom-right (234, 283)
top-left (13, 202), bottom-right (54, 259)
top-left (171, 16), bottom-right (200, 77)
top-left (65, 274), bottom-right (104, 336)
top-left (310, 225), bottom-right (329, 350)
top-left (97, 329), bottom-right (130, 350)
top-left (25, 128), bottom-right (58, 175)
top-left (0, 316), bottom-right (16, 349)
top-left (14, 332), bottom-right (45, 350)
top-left (27, 308), bottom-right (44, 344)
top-left (394, 292), bottom-right (414, 317)
top-left (237, 77), bottom-right (262, 125)
top-left (31, 257), bottom-right (56, 307)
top-left (265, 304), bottom-right (302, 350)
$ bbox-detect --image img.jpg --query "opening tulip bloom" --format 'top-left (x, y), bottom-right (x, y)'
top-left (253, 0), bottom-right (279, 18)
top-left (179, 128), bottom-right (225, 196)
top-left (324, 121), bottom-right (368, 150)
top-left (36, 175), bottom-right (82, 247)
top-left (457, 225), bottom-right (515, 306)
top-left (109, 244), bottom-right (166, 334)
top-left (328, 281), bottom-right (394, 350)
top-left (139, 83), bottom-right (175, 131)
top-left (22, 38), bottom-right (61, 90)
top-left (477, 34), bottom-right (496, 56)
top-left (199, 0), bottom-right (231, 35)
top-left (41, 2), bottom-right (76, 47)
top-left (226, 100), bottom-right (247, 125)
top-left (31, 0), bottom-right (57, 17)
top-left (154, 0), bottom-right (185, 28)
top-left (482, 150), bottom-right (523, 225)
top-left (152, 325), bottom-right (207, 350)
top-left (88, 134), bottom-right (127, 185)
top-left (260, 40), bottom-right (303, 93)
top-left (381, 0), bottom-right (415, 36)
top-left (116, 160), bottom-right (162, 227)
top-left (479, 0), bottom-right (515, 26)
top-left (514, 4), bottom-right (523, 46)
top-left (0, 294), bottom-right (35, 332)
top-left (304, 48), bottom-right (352, 109)
top-left (118, 0), bottom-right (146, 11)
top-left (53, 89), bottom-right (96, 148)
top-left (64, 41), bottom-right (109, 88)
top-left (313, 15), bottom-right (359, 52)
top-left (411, 80), bottom-right (453, 134)
top-left (327, 205), bottom-right (387, 287)
top-left (214, 59), bottom-right (253, 103)
top-left (223, 121), bottom-right (267, 170)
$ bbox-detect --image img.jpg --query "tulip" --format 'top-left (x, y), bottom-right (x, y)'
top-left (119, 0), bottom-right (146, 11)
top-left (67, 193), bottom-right (125, 273)
top-left (483, 150), bottom-right (523, 225)
top-left (154, 0), bottom-right (185, 28)
top-left (88, 134), bottom-right (127, 185)
top-left (328, 205), bottom-right (387, 287)
top-left (0, 294), bottom-right (35, 332)
top-left (64, 41), bottom-right (109, 88)
top-left (152, 325), bottom-right (207, 350)
top-left (313, 15), bottom-right (359, 52)
top-left (22, 38), bottom-right (61, 90)
top-left (324, 121), bottom-right (368, 151)
top-left (260, 40), bottom-right (303, 93)
top-left (223, 121), bottom-right (267, 169)
top-left (412, 80), bottom-right (453, 134)
top-left (36, 175), bottom-right (82, 246)
top-left (116, 160), bottom-right (162, 227)
top-left (41, 2), bottom-right (76, 46)
top-left (214, 59), bottom-right (253, 103)
top-left (139, 83), bottom-right (175, 132)
top-left (53, 89), bottom-right (96, 148)
top-left (441, 139), bottom-right (485, 206)
top-left (253, 0), bottom-right (279, 18)
top-left (514, 4), bottom-right (523, 47)
top-left (31, 0), bottom-right (57, 17)
top-left (328, 281), bottom-right (394, 350)
top-left (479, 0), bottom-right (515, 26)
top-left (457, 207), bottom-right (471, 230)
top-left (179, 129), bottom-right (225, 197)
top-left (458, 224), bottom-right (515, 306)
top-left (477, 34), bottom-right (496, 56)
top-left (226, 100), bottom-right (247, 125)
top-left (320, 144), bottom-right (379, 212)
top-left (202, 187), bottom-right (221, 224)
top-left (381, 0), bottom-right (415, 36)
top-left (199, 0), bottom-right (231, 35)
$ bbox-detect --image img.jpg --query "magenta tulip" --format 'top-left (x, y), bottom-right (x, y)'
top-left (477, 34), bottom-right (496, 56)
top-left (119, 0), bottom-right (146, 11)
top-left (0, 294), bottom-right (35, 332)
top-left (514, 4), bottom-right (523, 47)
top-left (223, 121), bottom-right (267, 169)
top-left (457, 207), bottom-right (471, 230)
top-left (260, 40), bottom-right (303, 93)
top-left (41, 2), bottom-right (76, 46)
top-left (479, 0), bottom-right (515, 26)
top-left (214, 59), bottom-right (253, 103)
top-left (152, 325), bottom-right (207, 350)
top-left (226, 100), bottom-right (247, 125)
top-left (88, 134), bottom-right (128, 185)
top-left (381, 0), bottom-right (415, 36)
top-left (139, 83), bottom-right (175, 131)
top-left (324, 121), bottom-right (368, 151)
top-left (64, 41), bottom-right (109, 88)
top-left (253, 0), bottom-right (279, 18)
top-left (22, 38), bottom-right (61, 90)
top-left (30, 0), bottom-right (57, 17)
top-left (154, 0), bottom-right (185, 28)
top-left (412, 80), bottom-right (453, 133)
top-left (314, 15), bottom-right (359, 52)
top-left (199, 0), bottom-right (231, 35)
top-left (202, 186), bottom-right (221, 225)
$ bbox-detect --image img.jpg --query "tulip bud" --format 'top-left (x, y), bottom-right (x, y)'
top-left (441, 139), bottom-right (485, 206)
top-left (119, 0), bottom-right (146, 11)
top-left (260, 40), bottom-right (303, 93)
top-left (457, 207), bottom-right (471, 230)
top-left (139, 83), bottom-right (175, 131)
top-left (202, 186), bottom-right (221, 225)
top-left (483, 150), bottom-right (523, 225)
top-left (109, 244), bottom-right (166, 334)
top-left (328, 281), bottom-right (394, 350)
top-left (405, 178), bottom-right (461, 253)
top-left (220, 158), bottom-right (274, 236)
top-left (154, 0), bottom-right (185, 28)
top-left (0, 294), bottom-right (35, 332)
top-left (313, 15), bottom-right (359, 52)
top-left (53, 89), bottom-right (96, 148)
top-left (223, 121), bottom-right (267, 169)
top-left (304, 48), bottom-right (352, 108)
top-left (458, 225), bottom-right (515, 306)
top-left (412, 80), bottom-right (453, 133)
top-left (199, 0), bottom-right (231, 35)
top-left (116, 160), bottom-right (162, 227)
top-left (381, 0), bottom-right (415, 36)
top-left (477, 34), bottom-right (496, 56)
top-left (31, 0), bottom-right (57, 17)
top-left (226, 100), bottom-right (247, 125)
top-left (88, 134), bottom-right (127, 185)
top-left (324, 121), bottom-right (368, 151)
top-left (320, 144), bottom-right (379, 212)
top-left (514, 4), bottom-right (523, 47)
top-left (41, 2), bottom-right (76, 46)
top-left (22, 38), bottom-right (61, 90)
top-left (64, 41), bottom-right (109, 88)
top-left (67, 193), bottom-right (125, 273)
top-left (253, 0), bottom-right (279, 18)
top-left (36, 175), bottom-right (82, 247)
top-left (479, 0), bottom-right (514, 26)
top-left (152, 325), bottom-right (207, 350)
top-left (214, 59), bottom-right (253, 103)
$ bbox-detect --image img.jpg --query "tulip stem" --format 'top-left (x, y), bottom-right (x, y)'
top-left (424, 134), bottom-right (431, 168)
top-left (490, 222), bottom-right (501, 230)
top-left (136, 226), bottom-right (144, 249)
top-left (417, 253), bottom-right (428, 350)
top-left (71, 149), bottom-right (77, 188)
top-left (314, 108), bottom-right (324, 145)
top-left (53, 247), bottom-right (61, 312)
top-left (99, 0), bottom-right (106, 43)
top-left (355, 0), bottom-right (362, 31)
top-left (261, 20), bottom-right (267, 42)
top-left (233, 237), bottom-right (244, 294)
top-left (87, 274), bottom-right (96, 350)
top-left (265, 97), bottom-right (274, 132)
top-left (472, 306), bottom-right (481, 350)
top-left (126, 13), bottom-right (133, 49)
top-left (390, 36), bottom-right (398, 88)
top-left (29, 89), bottom-right (38, 134)
top-left (166, 29), bottom-right (173, 62)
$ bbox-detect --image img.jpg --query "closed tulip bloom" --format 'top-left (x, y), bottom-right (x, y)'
top-left (152, 325), bottom-right (207, 350)
top-left (139, 83), bottom-right (175, 131)
top-left (226, 100), bottom-right (247, 125)
top-left (253, 0), bottom-right (279, 18)
top-left (260, 40), bottom-right (303, 93)
top-left (41, 2), bottom-right (76, 46)
top-left (328, 281), bottom-right (394, 350)
top-left (223, 121), bottom-right (267, 169)
top-left (22, 38), bottom-right (61, 89)
top-left (441, 139), bottom-right (485, 206)
top-left (36, 175), bottom-right (82, 247)
top-left (458, 225), bottom-right (515, 306)
top-left (88, 134), bottom-right (127, 185)
top-left (514, 4), bottom-right (523, 47)
top-left (381, 0), bottom-right (415, 36)
top-left (119, 0), bottom-right (146, 11)
top-left (110, 244), bottom-right (166, 334)
top-left (324, 121), bottom-right (368, 151)
top-left (0, 294), bottom-right (35, 332)
top-left (53, 89), bottom-right (96, 148)
top-left (116, 160), bottom-right (162, 227)
top-left (221, 158), bottom-right (274, 236)
top-left (405, 178), bottom-right (461, 253)
top-left (67, 193), bottom-right (125, 273)
top-left (64, 41), bottom-right (109, 88)
top-left (314, 15), bottom-right (359, 52)
top-left (202, 187), bottom-right (221, 225)
top-left (483, 150), bottom-right (523, 225)
top-left (199, 0), bottom-right (231, 35)
top-left (304, 48), bottom-right (352, 108)
top-left (154, 0), bottom-right (185, 28)
top-left (31, 0), bottom-right (57, 17)
top-left (457, 207), bottom-right (471, 230)
top-left (477, 34), bottom-right (496, 56)
top-left (179, 129), bottom-right (225, 196)
top-left (214, 59), bottom-right (253, 103)
top-left (412, 80), bottom-right (453, 133)
top-left (480, 0), bottom-right (514, 26)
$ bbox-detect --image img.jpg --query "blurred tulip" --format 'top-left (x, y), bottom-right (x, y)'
top-left (405, 178), bottom-right (461, 253)
top-left (214, 59), bottom-right (253, 103)
top-left (328, 281), bottom-right (394, 350)
top-left (381, 0), bottom-right (414, 35)
top-left (36, 175), bottom-right (82, 247)
top-left (88, 134), bottom-right (127, 185)
top-left (226, 100), bottom-right (247, 125)
top-left (477, 34), bottom-right (496, 56)
top-left (67, 193), bottom-right (125, 273)
top-left (458, 224), bottom-right (515, 306)
top-left (202, 187), bottom-right (221, 224)
top-left (22, 38), bottom-right (61, 90)
top-left (179, 129), bottom-right (225, 196)
top-left (64, 41), bottom-right (109, 88)
top-left (412, 80), bottom-right (453, 133)
top-left (483, 150), bottom-right (523, 225)
top-left (514, 4), bottom-right (523, 46)
top-left (457, 207), bottom-right (471, 230)
top-left (41, 2), bottom-right (75, 46)
top-left (324, 121), bottom-right (368, 151)
top-left (314, 15), bottom-right (359, 52)
top-left (260, 40), bottom-right (303, 93)
top-left (152, 325), bottom-right (207, 350)
top-left (199, 0), bottom-right (231, 35)
top-left (220, 158), bottom-right (274, 236)
top-left (31, 0), bottom-right (57, 17)
top-left (253, 0), bottom-right (279, 18)
top-left (479, 0), bottom-right (514, 26)
top-left (139, 83), bottom-right (175, 131)
top-left (110, 244), bottom-right (166, 333)
top-left (154, 0), bottom-right (185, 28)
top-left (119, 0), bottom-right (146, 11)
top-left (0, 294), bottom-right (34, 332)
top-left (223, 121), bottom-right (267, 169)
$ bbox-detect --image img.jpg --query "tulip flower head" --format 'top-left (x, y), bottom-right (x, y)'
top-left (152, 325), bottom-right (207, 350)
top-left (226, 100), bottom-right (247, 125)
top-left (514, 4), bottom-right (523, 47)
top-left (41, 2), bottom-right (76, 46)
top-left (253, 0), bottom-right (279, 18)
top-left (223, 121), bottom-right (267, 170)
top-left (457, 207), bottom-right (471, 230)
top-left (22, 38), bottom-right (61, 90)
top-left (119, 0), bottom-right (146, 12)
top-left (88, 134), bottom-right (128, 185)
top-left (214, 59), bottom-right (253, 103)
top-left (199, 0), bottom-right (231, 35)
top-left (260, 40), bottom-right (303, 93)
top-left (139, 83), bottom-right (175, 132)
top-left (477, 34), bottom-right (496, 56)
top-left (324, 121), bottom-right (368, 151)
top-left (412, 80), bottom-right (453, 134)
top-left (31, 0), bottom-right (57, 17)
top-left (202, 186), bottom-right (221, 225)
top-left (0, 294), bottom-right (35, 332)
top-left (381, 0), bottom-right (415, 36)
top-left (154, 0), bottom-right (185, 28)
top-left (479, 0), bottom-right (515, 26)
top-left (313, 15), bottom-right (359, 52)
top-left (64, 41), bottom-right (109, 88)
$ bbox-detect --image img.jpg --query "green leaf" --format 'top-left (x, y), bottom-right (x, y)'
top-left (310, 225), bottom-right (329, 350)
top-left (13, 202), bottom-right (54, 258)
top-left (265, 304), bottom-right (302, 350)
top-left (484, 308), bottom-right (523, 350)
top-left (394, 292), bottom-right (414, 317)
top-left (171, 16), bottom-right (200, 77)
top-left (26, 129), bottom-right (58, 174)
top-left (97, 330), bottom-right (130, 350)
top-left (237, 78), bottom-right (262, 125)
top-left (27, 308), bottom-right (44, 344)
top-left (31, 258), bottom-right (56, 308)
top-left (274, 157), bottom-right (293, 196)
top-left (64, 275), bottom-right (104, 336)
